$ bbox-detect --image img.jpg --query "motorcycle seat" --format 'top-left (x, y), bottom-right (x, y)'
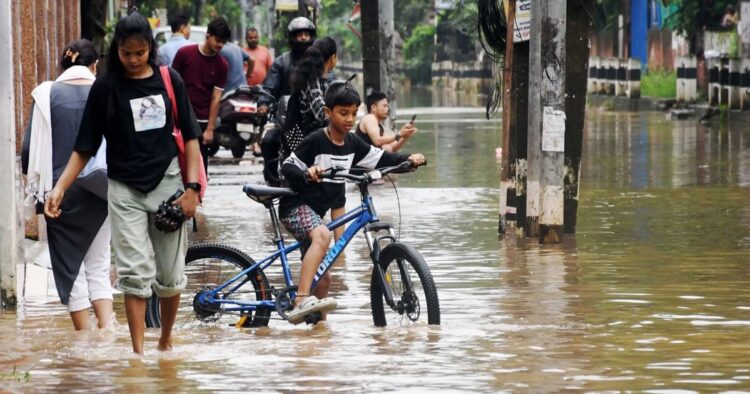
top-left (243, 183), bottom-right (296, 203)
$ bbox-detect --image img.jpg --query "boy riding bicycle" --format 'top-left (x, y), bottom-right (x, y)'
top-left (279, 83), bottom-right (425, 324)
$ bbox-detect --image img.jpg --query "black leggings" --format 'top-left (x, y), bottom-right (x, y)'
top-left (261, 127), bottom-right (281, 185)
top-left (198, 122), bottom-right (209, 177)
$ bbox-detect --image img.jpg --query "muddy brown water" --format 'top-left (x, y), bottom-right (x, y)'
top-left (1, 110), bottom-right (749, 392)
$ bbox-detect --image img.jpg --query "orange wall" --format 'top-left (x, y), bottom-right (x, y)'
top-left (13, 0), bottom-right (80, 154)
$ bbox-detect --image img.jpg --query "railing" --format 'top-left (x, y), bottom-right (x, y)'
top-left (587, 57), bottom-right (641, 99)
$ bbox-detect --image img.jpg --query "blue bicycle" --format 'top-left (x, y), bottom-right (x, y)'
top-left (146, 161), bottom-right (440, 327)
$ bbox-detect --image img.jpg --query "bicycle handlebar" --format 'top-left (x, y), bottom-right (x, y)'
top-left (319, 160), bottom-right (427, 184)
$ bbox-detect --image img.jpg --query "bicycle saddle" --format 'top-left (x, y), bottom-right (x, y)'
top-left (243, 183), bottom-right (297, 203)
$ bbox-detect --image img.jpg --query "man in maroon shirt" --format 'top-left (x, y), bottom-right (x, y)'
top-left (172, 17), bottom-right (230, 175)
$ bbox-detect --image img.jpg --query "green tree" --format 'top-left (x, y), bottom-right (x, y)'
top-left (201, 0), bottom-right (242, 26)
top-left (661, 0), bottom-right (736, 39)
top-left (318, 0), bottom-right (361, 62)
top-left (133, 0), bottom-right (241, 26)
top-left (403, 23), bottom-right (436, 84)
top-left (395, 0), bottom-right (432, 38)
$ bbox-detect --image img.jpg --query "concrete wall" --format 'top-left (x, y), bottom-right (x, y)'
top-left (647, 28), bottom-right (673, 71)
top-left (590, 28), bottom-right (617, 59)
top-left (592, 27), bottom-right (690, 73)
top-left (2, 0), bottom-right (82, 307)
top-left (1, 0), bottom-right (17, 308)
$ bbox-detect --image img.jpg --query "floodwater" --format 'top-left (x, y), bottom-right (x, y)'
top-left (2, 108), bottom-right (750, 392)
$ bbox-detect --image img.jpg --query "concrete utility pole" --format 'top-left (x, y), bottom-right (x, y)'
top-left (527, 0), bottom-right (566, 243)
top-left (1, 0), bottom-right (18, 308)
top-left (360, 0), bottom-right (395, 103)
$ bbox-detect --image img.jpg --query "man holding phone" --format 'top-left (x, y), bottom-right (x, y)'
top-left (355, 91), bottom-right (416, 152)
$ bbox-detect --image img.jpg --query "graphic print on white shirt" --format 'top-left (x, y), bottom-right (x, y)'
top-left (130, 94), bottom-right (167, 132)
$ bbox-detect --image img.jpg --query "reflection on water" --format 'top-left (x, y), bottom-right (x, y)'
top-left (2, 110), bottom-right (750, 392)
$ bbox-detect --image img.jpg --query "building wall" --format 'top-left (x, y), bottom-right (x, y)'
top-left (647, 28), bottom-right (673, 71)
top-left (12, 0), bottom-right (81, 154)
top-left (590, 29), bottom-right (616, 59)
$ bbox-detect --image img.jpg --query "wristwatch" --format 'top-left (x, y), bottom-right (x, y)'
top-left (185, 182), bottom-right (202, 193)
top-left (394, 132), bottom-right (402, 142)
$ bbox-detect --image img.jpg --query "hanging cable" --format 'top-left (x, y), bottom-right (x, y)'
top-left (476, 0), bottom-right (507, 119)
top-left (476, 0), bottom-right (507, 62)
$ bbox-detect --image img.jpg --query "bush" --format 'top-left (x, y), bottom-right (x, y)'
top-left (403, 24), bottom-right (436, 84)
top-left (641, 70), bottom-right (676, 98)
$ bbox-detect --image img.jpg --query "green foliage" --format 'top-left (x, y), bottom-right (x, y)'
top-left (318, 0), bottom-right (361, 62)
top-left (593, 0), bottom-right (622, 31)
top-left (661, 0), bottom-right (735, 38)
top-left (135, 0), bottom-right (241, 26)
top-left (444, 1), bottom-right (479, 36)
top-left (641, 70), bottom-right (676, 98)
top-left (403, 24), bottom-right (436, 84)
top-left (395, 0), bottom-right (432, 38)
top-left (201, 0), bottom-right (242, 26)
top-left (0, 366), bottom-right (31, 383)
top-left (270, 13), bottom-right (294, 57)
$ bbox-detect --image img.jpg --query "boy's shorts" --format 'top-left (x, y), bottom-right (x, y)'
top-left (280, 204), bottom-right (324, 241)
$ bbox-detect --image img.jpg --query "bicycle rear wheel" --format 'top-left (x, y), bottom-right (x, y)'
top-left (145, 243), bottom-right (272, 329)
top-left (370, 242), bottom-right (440, 327)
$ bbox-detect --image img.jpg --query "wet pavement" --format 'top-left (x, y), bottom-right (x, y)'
top-left (1, 109), bottom-right (749, 392)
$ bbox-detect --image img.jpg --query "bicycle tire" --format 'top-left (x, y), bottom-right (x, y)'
top-left (370, 242), bottom-right (440, 327)
top-left (145, 243), bottom-right (272, 329)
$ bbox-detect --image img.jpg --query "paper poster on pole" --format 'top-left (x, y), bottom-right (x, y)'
top-left (741, 2), bottom-right (750, 45)
top-left (513, 0), bottom-right (531, 42)
top-left (542, 106), bottom-right (565, 152)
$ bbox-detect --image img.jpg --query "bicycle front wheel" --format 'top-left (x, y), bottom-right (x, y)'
top-left (145, 243), bottom-right (272, 329)
top-left (370, 242), bottom-right (440, 327)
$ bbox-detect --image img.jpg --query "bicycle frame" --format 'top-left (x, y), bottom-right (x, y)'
top-left (199, 191), bottom-right (391, 314)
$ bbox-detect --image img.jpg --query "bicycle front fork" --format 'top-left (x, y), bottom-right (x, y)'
top-left (364, 223), bottom-right (398, 309)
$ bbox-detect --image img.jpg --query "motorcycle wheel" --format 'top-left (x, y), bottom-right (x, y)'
top-left (231, 144), bottom-right (247, 159)
top-left (206, 141), bottom-right (220, 157)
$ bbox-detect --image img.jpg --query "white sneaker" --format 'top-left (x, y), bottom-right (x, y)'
top-left (287, 296), bottom-right (337, 325)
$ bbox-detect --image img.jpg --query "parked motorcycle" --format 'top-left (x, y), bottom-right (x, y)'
top-left (210, 86), bottom-right (274, 159)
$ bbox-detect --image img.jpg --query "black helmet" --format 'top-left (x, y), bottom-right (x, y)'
top-left (288, 17), bottom-right (316, 55)
top-left (288, 17), bottom-right (316, 35)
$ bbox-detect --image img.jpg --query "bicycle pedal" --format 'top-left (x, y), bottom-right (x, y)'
top-left (304, 312), bottom-right (322, 325)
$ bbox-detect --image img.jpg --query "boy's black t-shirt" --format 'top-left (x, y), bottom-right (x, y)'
top-left (74, 66), bottom-right (201, 193)
top-left (279, 129), bottom-right (409, 218)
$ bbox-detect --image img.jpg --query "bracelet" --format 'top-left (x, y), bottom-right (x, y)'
top-left (394, 132), bottom-right (402, 142)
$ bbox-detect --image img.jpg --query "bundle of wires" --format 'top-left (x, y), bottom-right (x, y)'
top-left (476, 0), bottom-right (507, 119)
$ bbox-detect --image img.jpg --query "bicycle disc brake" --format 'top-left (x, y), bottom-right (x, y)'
top-left (398, 291), bottom-right (421, 322)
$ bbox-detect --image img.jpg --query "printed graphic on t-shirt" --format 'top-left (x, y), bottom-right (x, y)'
top-left (130, 94), bottom-right (167, 132)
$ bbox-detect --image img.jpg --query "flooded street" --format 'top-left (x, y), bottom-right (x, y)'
top-left (2, 108), bottom-right (749, 392)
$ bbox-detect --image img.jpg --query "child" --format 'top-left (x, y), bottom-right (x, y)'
top-left (279, 83), bottom-right (425, 324)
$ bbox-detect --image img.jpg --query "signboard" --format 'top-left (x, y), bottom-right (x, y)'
top-left (436, 0), bottom-right (457, 10)
top-left (276, 0), bottom-right (298, 12)
top-left (505, 0), bottom-right (531, 42)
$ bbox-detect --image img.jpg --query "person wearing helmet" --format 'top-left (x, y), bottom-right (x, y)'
top-left (259, 17), bottom-right (316, 186)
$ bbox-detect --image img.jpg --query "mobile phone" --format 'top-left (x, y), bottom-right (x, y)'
top-left (409, 114), bottom-right (417, 125)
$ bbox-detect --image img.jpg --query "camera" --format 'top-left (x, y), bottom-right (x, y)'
top-left (154, 190), bottom-right (187, 233)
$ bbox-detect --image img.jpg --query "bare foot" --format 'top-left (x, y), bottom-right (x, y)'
top-left (157, 338), bottom-right (173, 351)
